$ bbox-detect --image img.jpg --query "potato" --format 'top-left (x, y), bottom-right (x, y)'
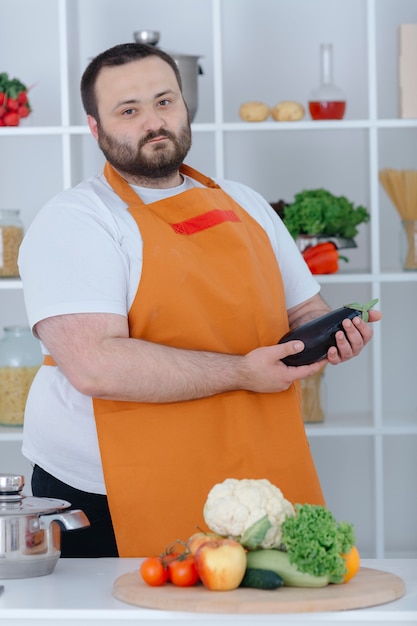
top-left (271, 100), bottom-right (305, 121)
top-left (239, 101), bottom-right (270, 122)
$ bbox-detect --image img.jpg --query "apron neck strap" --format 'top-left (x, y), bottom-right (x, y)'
top-left (179, 164), bottom-right (220, 189)
top-left (103, 162), bottom-right (143, 206)
top-left (103, 161), bottom-right (221, 207)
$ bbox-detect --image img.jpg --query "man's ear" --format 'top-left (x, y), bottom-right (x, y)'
top-left (87, 115), bottom-right (99, 140)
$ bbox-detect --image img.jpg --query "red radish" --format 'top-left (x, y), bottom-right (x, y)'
top-left (17, 91), bottom-right (28, 104)
top-left (3, 112), bottom-right (19, 126)
top-left (17, 104), bottom-right (30, 118)
top-left (6, 97), bottom-right (18, 111)
top-left (0, 74), bottom-right (32, 126)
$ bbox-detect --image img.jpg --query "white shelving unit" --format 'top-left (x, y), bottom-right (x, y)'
top-left (1, 0), bottom-right (416, 559)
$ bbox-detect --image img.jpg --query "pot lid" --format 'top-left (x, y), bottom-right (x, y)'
top-left (0, 474), bottom-right (71, 516)
top-left (0, 496), bottom-right (71, 516)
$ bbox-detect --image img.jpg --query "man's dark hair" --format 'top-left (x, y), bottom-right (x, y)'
top-left (80, 43), bottom-right (183, 121)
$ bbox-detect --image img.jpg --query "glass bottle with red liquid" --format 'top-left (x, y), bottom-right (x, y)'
top-left (309, 43), bottom-right (346, 120)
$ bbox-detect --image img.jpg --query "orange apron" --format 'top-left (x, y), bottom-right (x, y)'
top-left (46, 162), bottom-right (324, 556)
top-left (91, 162), bottom-right (324, 556)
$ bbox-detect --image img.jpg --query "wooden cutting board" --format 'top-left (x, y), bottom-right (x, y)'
top-left (113, 567), bottom-right (405, 614)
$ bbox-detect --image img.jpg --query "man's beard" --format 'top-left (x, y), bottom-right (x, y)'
top-left (97, 120), bottom-right (192, 184)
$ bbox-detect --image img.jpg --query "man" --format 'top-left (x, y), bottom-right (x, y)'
top-left (18, 43), bottom-right (380, 558)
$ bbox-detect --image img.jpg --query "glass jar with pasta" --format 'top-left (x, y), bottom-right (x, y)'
top-left (0, 326), bottom-right (42, 426)
top-left (0, 209), bottom-right (24, 277)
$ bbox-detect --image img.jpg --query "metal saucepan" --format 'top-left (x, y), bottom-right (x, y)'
top-left (0, 474), bottom-right (90, 579)
top-left (133, 30), bottom-right (203, 121)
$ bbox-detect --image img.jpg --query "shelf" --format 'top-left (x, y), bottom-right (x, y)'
top-left (0, 125), bottom-right (89, 136)
top-left (222, 119), bottom-right (417, 131)
top-left (305, 409), bottom-right (417, 436)
top-left (318, 272), bottom-right (417, 283)
top-left (1, 118), bottom-right (417, 138)
top-left (306, 424), bottom-right (417, 437)
top-left (0, 279), bottom-right (23, 290)
top-left (0, 426), bottom-right (24, 442)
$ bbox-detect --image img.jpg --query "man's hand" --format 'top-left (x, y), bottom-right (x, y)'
top-left (287, 293), bottom-right (381, 367)
top-left (238, 340), bottom-right (327, 393)
top-left (327, 308), bottom-right (381, 364)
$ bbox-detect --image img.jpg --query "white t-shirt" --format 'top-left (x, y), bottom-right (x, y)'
top-left (18, 171), bottom-right (320, 494)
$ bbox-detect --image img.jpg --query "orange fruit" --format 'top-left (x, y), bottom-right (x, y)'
top-left (342, 545), bottom-right (361, 583)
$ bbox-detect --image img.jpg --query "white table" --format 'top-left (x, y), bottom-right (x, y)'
top-left (0, 559), bottom-right (416, 625)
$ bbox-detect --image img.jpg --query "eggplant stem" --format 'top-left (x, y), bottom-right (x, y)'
top-left (343, 298), bottom-right (379, 322)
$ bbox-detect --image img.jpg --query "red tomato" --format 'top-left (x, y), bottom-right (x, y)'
top-left (0, 92), bottom-right (5, 106)
top-left (140, 557), bottom-right (169, 587)
top-left (167, 555), bottom-right (200, 587)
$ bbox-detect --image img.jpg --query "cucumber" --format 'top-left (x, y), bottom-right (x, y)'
top-left (239, 568), bottom-right (284, 590)
top-left (246, 550), bottom-right (329, 588)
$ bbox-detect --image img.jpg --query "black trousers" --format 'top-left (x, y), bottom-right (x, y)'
top-left (31, 465), bottom-right (118, 558)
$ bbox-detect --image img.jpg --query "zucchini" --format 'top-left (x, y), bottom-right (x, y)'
top-left (246, 549), bottom-right (329, 588)
top-left (239, 568), bottom-right (284, 590)
top-left (278, 298), bottom-right (378, 366)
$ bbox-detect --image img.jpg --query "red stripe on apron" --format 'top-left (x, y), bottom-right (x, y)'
top-left (170, 209), bottom-right (241, 234)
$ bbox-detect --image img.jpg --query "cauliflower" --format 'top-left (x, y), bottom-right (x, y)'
top-left (203, 478), bottom-right (295, 549)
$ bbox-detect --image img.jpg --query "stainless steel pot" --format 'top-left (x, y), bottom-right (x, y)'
top-left (0, 474), bottom-right (90, 579)
top-left (133, 30), bottom-right (203, 121)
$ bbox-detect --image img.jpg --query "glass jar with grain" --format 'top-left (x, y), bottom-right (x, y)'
top-left (0, 326), bottom-right (42, 426)
top-left (0, 209), bottom-right (24, 277)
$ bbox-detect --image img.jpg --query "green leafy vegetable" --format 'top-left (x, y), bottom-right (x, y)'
top-left (280, 503), bottom-right (356, 583)
top-left (0, 72), bottom-right (29, 99)
top-left (239, 514), bottom-right (272, 550)
top-left (283, 189), bottom-right (370, 239)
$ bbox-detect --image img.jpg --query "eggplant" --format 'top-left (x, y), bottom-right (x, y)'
top-left (278, 298), bottom-right (379, 366)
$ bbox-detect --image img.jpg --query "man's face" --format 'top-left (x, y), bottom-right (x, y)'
top-left (88, 56), bottom-right (192, 186)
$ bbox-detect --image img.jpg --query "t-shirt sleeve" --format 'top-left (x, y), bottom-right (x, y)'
top-left (18, 189), bottom-right (131, 329)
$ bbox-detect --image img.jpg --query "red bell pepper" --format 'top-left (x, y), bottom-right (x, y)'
top-left (302, 242), bottom-right (347, 274)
